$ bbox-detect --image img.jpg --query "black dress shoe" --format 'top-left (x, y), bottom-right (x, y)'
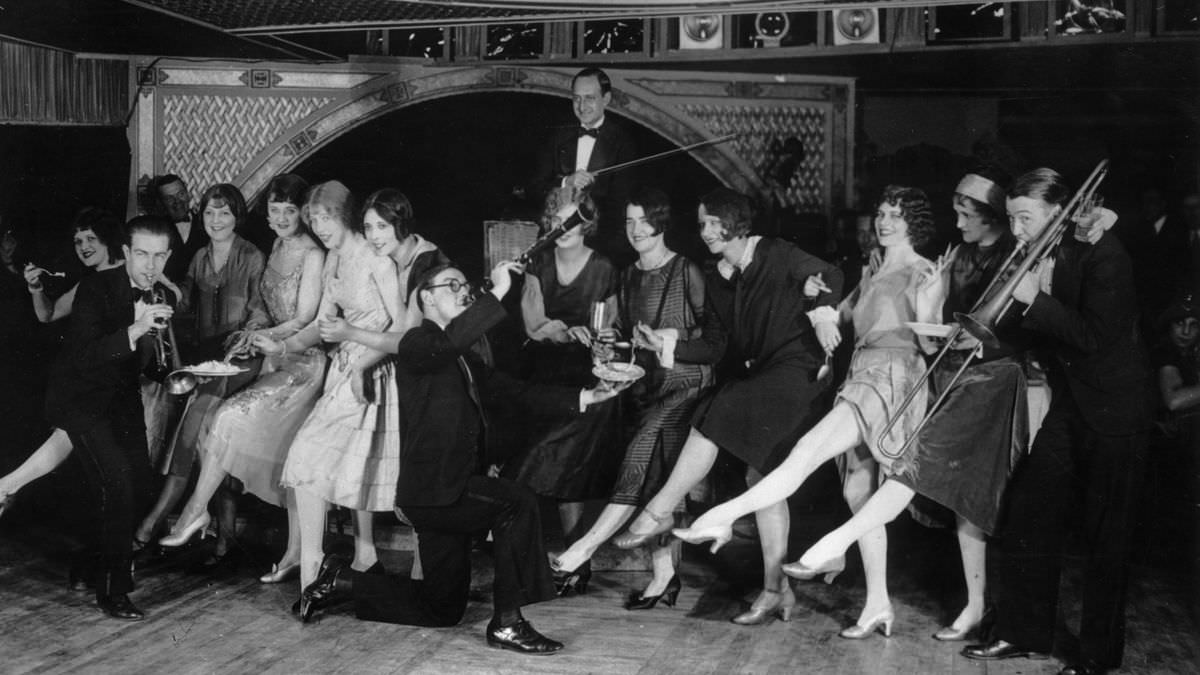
top-left (299, 552), bottom-right (352, 623)
top-left (485, 618), bottom-right (563, 654)
top-left (962, 639), bottom-right (1050, 661)
top-left (97, 594), bottom-right (145, 621)
top-left (1059, 662), bottom-right (1107, 675)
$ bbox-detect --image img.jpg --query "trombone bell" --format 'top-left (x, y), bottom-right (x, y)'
top-left (956, 310), bottom-right (1003, 351)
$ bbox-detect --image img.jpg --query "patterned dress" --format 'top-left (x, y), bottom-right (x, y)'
top-left (282, 241), bottom-right (401, 512)
top-left (201, 240), bottom-right (327, 507)
top-left (609, 254), bottom-right (720, 507)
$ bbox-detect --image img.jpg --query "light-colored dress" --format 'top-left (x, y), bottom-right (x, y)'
top-left (282, 244), bottom-right (401, 512)
top-left (835, 256), bottom-right (936, 468)
top-left (201, 241), bottom-right (327, 507)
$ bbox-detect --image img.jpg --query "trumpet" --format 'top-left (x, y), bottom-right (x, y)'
top-left (874, 159), bottom-right (1109, 460)
top-left (150, 288), bottom-right (198, 395)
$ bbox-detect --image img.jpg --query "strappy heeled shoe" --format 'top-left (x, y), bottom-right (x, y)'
top-left (933, 606), bottom-right (993, 642)
top-left (553, 560), bottom-right (591, 597)
top-left (613, 509), bottom-right (673, 550)
top-left (781, 554), bottom-right (845, 585)
top-left (260, 561), bottom-right (301, 584)
top-left (731, 584), bottom-right (796, 625)
top-left (624, 574), bottom-right (681, 610)
top-left (158, 511), bottom-right (212, 548)
top-left (839, 605), bottom-right (895, 639)
top-left (672, 523), bottom-right (733, 554)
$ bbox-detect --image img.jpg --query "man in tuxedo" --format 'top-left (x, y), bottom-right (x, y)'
top-left (532, 67), bottom-right (637, 263)
top-left (150, 174), bottom-right (208, 283)
top-left (43, 216), bottom-right (176, 620)
top-left (300, 261), bottom-right (625, 653)
top-left (965, 169), bottom-right (1154, 675)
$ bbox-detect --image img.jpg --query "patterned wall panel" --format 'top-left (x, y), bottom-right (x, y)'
top-left (681, 103), bottom-right (828, 212)
top-left (159, 94), bottom-right (333, 199)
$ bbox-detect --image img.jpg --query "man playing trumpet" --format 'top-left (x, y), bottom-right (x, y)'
top-left (42, 216), bottom-right (176, 621)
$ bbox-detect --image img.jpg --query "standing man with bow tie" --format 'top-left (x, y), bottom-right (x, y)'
top-left (42, 216), bottom-right (176, 621)
top-left (533, 67), bottom-right (637, 263)
top-left (150, 174), bottom-right (208, 284)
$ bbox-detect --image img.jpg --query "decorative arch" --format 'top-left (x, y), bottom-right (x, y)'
top-left (130, 61), bottom-right (853, 216)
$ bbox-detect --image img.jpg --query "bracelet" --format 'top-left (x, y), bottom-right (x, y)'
top-left (27, 284), bottom-right (43, 294)
top-left (278, 339), bottom-right (288, 355)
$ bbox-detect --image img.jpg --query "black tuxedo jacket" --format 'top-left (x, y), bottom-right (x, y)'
top-left (164, 211), bottom-right (209, 283)
top-left (532, 118), bottom-right (636, 207)
top-left (393, 293), bottom-right (583, 508)
top-left (1022, 230), bottom-right (1154, 435)
top-left (44, 267), bottom-right (170, 435)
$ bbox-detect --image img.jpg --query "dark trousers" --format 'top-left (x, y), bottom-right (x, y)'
top-left (990, 392), bottom-right (1147, 667)
top-left (352, 475), bottom-right (556, 626)
top-left (69, 404), bottom-right (153, 600)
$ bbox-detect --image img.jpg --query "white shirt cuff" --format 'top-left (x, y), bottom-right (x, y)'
top-left (658, 334), bottom-right (678, 369)
top-left (807, 306), bottom-right (839, 325)
top-left (578, 389), bottom-right (588, 413)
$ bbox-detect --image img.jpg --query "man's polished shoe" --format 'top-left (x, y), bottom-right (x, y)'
top-left (485, 618), bottom-right (563, 655)
top-left (97, 594), bottom-right (145, 621)
top-left (1059, 662), bottom-right (1107, 675)
top-left (962, 639), bottom-right (1050, 661)
top-left (299, 552), bottom-right (351, 623)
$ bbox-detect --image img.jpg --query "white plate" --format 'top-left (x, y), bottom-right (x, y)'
top-left (905, 322), bottom-right (954, 338)
top-left (592, 362), bottom-right (645, 383)
top-left (178, 366), bottom-right (249, 377)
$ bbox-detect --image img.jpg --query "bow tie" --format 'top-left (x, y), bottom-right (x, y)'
top-left (578, 127), bottom-right (599, 139)
top-left (133, 287), bottom-right (156, 304)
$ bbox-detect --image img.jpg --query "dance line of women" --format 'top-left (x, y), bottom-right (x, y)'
top-left (2, 162), bottom-right (1160, 667)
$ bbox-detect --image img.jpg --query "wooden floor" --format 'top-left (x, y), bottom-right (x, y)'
top-left (1, 500), bottom-right (1196, 675)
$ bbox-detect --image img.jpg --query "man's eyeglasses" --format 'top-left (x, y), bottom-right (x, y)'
top-left (424, 279), bottom-right (470, 294)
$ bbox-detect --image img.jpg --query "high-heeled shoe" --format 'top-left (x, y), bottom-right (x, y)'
top-left (553, 561), bottom-right (591, 597)
top-left (731, 584), bottom-right (796, 625)
top-left (613, 509), bottom-right (673, 550)
top-left (158, 511), bottom-right (212, 547)
top-left (781, 554), bottom-right (845, 585)
top-left (933, 606), bottom-right (993, 642)
top-left (839, 606), bottom-right (895, 639)
top-left (672, 524), bottom-right (733, 554)
top-left (260, 561), bottom-right (301, 584)
top-left (624, 574), bottom-right (681, 610)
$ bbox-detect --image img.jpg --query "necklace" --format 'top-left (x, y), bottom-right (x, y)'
top-left (637, 249), bottom-right (672, 271)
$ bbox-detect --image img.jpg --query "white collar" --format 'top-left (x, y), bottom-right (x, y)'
top-left (717, 236), bottom-right (761, 280)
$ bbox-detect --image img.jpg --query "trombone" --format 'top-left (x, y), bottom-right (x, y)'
top-left (875, 159), bottom-right (1110, 460)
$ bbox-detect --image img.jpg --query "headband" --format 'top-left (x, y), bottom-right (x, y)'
top-left (955, 174), bottom-right (1006, 215)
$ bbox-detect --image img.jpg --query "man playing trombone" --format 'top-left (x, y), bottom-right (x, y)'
top-left (964, 167), bottom-right (1154, 675)
top-left (42, 215), bottom-right (176, 621)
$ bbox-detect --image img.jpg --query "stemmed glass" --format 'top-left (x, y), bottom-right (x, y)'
top-left (1072, 193), bottom-right (1105, 242)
